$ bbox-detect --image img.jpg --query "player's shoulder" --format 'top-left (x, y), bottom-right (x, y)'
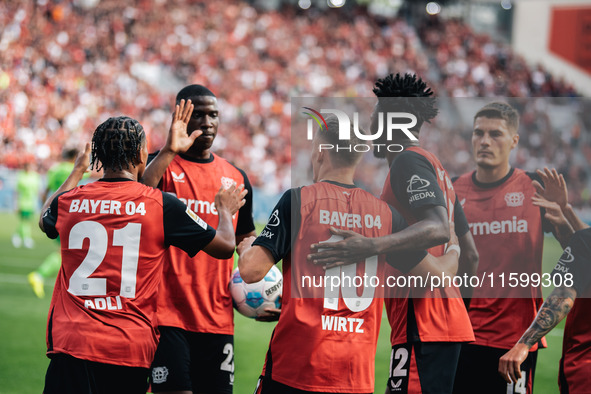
top-left (452, 171), bottom-right (473, 185)
top-left (211, 153), bottom-right (251, 180)
top-left (391, 148), bottom-right (433, 170)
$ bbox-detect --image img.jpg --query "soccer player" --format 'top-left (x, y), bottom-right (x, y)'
top-left (452, 102), bottom-right (555, 394)
top-left (12, 161), bottom-right (41, 249)
top-left (498, 177), bottom-right (590, 393)
top-left (143, 84), bottom-right (256, 394)
top-left (238, 115), bottom-right (461, 394)
top-left (28, 147), bottom-right (87, 298)
top-left (309, 73), bottom-right (477, 394)
top-left (38, 102), bottom-right (245, 394)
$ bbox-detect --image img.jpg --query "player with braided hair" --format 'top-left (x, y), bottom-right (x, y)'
top-left (38, 100), bottom-right (246, 394)
top-left (309, 73), bottom-right (478, 394)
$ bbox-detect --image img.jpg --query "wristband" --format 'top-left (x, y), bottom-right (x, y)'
top-left (445, 244), bottom-right (461, 258)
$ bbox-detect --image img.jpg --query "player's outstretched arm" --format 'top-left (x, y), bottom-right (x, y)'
top-left (411, 222), bottom-right (460, 279)
top-left (237, 236), bottom-right (275, 284)
top-left (39, 143), bottom-right (90, 232)
top-left (533, 167), bottom-right (589, 232)
top-left (202, 185), bottom-right (247, 259)
top-left (141, 99), bottom-right (197, 187)
top-left (308, 205), bottom-right (450, 267)
top-left (498, 285), bottom-right (576, 384)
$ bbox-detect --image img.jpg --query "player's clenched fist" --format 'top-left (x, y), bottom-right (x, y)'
top-left (215, 184), bottom-right (247, 216)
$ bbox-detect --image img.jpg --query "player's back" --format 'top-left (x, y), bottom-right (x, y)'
top-left (47, 180), bottom-right (168, 368)
top-left (381, 146), bottom-right (473, 345)
top-left (269, 181), bottom-right (394, 393)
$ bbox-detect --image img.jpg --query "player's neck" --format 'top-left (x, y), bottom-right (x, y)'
top-left (102, 169), bottom-right (138, 182)
top-left (184, 149), bottom-right (211, 161)
top-left (475, 164), bottom-right (511, 184)
top-left (386, 141), bottom-right (419, 166)
top-left (316, 168), bottom-right (355, 186)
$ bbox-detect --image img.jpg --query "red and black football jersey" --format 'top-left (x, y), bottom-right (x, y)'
top-left (382, 146), bottom-right (474, 345)
top-left (551, 228), bottom-right (591, 393)
top-left (252, 181), bottom-right (426, 393)
top-left (453, 168), bottom-right (551, 350)
top-left (155, 152), bottom-right (255, 334)
top-left (42, 179), bottom-right (215, 368)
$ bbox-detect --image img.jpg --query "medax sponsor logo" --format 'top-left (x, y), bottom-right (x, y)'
top-left (559, 246), bottom-right (575, 264)
top-left (505, 192), bottom-right (524, 207)
top-left (407, 175), bottom-right (436, 203)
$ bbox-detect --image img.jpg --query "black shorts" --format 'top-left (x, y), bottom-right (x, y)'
top-left (255, 375), bottom-right (370, 394)
top-left (454, 344), bottom-right (538, 394)
top-left (386, 342), bottom-right (462, 394)
top-left (44, 353), bottom-right (149, 394)
top-left (150, 327), bottom-right (234, 393)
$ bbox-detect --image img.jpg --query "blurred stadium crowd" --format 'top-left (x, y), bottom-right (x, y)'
top-left (1, 0), bottom-right (590, 210)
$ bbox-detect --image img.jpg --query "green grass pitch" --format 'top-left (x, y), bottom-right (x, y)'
top-left (0, 213), bottom-right (564, 393)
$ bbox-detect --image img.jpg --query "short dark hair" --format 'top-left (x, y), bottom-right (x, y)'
top-left (91, 116), bottom-right (145, 172)
top-left (372, 73), bottom-right (438, 131)
top-left (176, 84), bottom-right (216, 104)
top-left (316, 115), bottom-right (366, 167)
top-left (474, 102), bottom-right (520, 133)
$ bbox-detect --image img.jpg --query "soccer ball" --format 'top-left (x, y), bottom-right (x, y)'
top-left (230, 266), bottom-right (282, 319)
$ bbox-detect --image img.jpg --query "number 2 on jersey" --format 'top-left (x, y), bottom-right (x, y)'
top-left (68, 221), bottom-right (141, 298)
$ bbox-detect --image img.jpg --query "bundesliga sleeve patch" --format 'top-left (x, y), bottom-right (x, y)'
top-left (186, 207), bottom-right (208, 230)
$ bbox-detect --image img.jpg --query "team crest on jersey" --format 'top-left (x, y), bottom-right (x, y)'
top-left (152, 366), bottom-right (169, 384)
top-left (221, 176), bottom-right (237, 190)
top-left (504, 192), bottom-right (524, 207)
top-left (171, 171), bottom-right (185, 183)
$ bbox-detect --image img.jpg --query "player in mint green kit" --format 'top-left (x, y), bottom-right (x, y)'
top-left (28, 148), bottom-right (85, 298)
top-left (13, 162), bottom-right (41, 250)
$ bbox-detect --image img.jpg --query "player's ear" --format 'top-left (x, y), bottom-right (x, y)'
top-left (511, 133), bottom-right (519, 149)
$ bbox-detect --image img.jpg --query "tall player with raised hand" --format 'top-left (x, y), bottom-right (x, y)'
top-left (237, 115), bottom-right (461, 394)
top-left (38, 99), bottom-right (244, 394)
top-left (309, 73), bottom-right (477, 394)
top-left (144, 84), bottom-right (256, 394)
top-left (452, 102), bottom-right (556, 394)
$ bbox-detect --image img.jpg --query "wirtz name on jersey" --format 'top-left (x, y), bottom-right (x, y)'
top-left (321, 315), bottom-right (364, 333)
top-left (469, 216), bottom-right (528, 236)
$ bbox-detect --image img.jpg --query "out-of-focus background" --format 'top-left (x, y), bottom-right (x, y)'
top-left (1, 0), bottom-right (590, 392)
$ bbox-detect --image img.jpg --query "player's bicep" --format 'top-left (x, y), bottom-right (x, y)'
top-left (390, 152), bottom-right (445, 213)
top-left (162, 193), bottom-right (216, 257)
top-left (551, 228), bottom-right (591, 295)
top-left (40, 194), bottom-right (62, 238)
top-left (238, 245), bottom-right (275, 284)
top-left (252, 189), bottom-right (295, 263)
